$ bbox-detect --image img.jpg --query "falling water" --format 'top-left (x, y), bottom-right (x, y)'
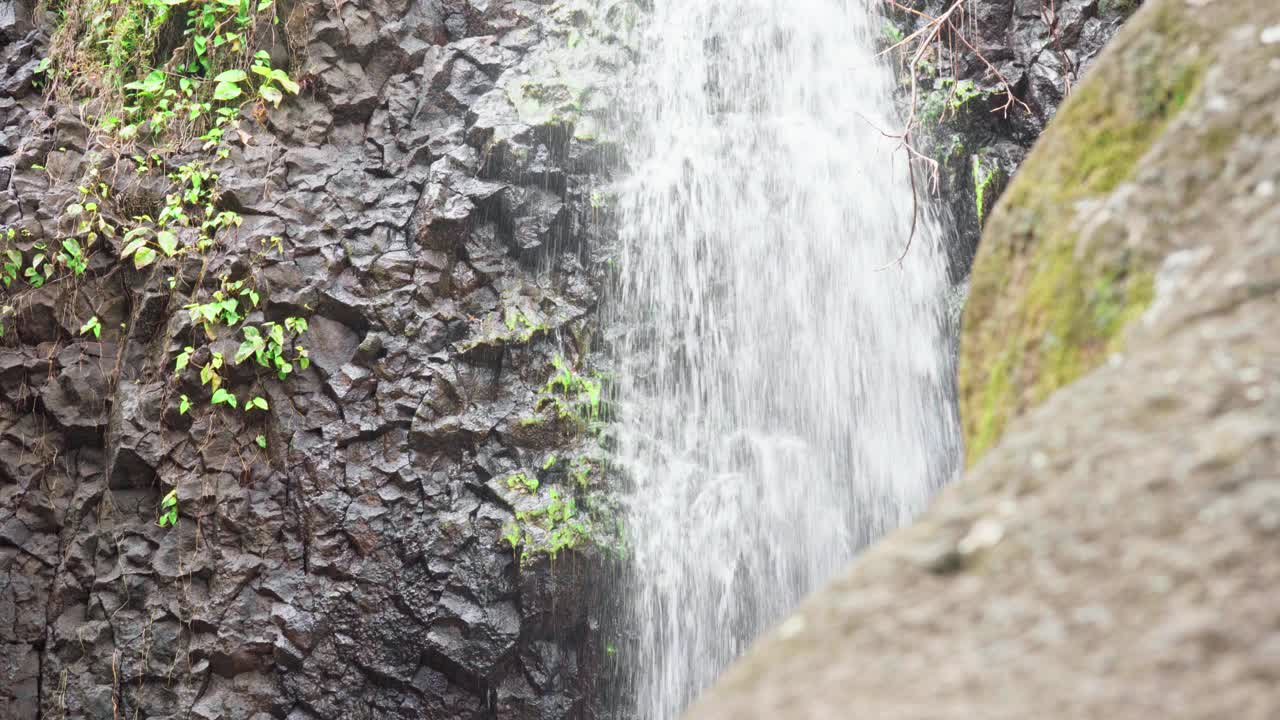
top-left (608, 0), bottom-right (962, 716)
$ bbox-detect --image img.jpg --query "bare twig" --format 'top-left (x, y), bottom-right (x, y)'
top-left (1040, 0), bottom-right (1077, 96)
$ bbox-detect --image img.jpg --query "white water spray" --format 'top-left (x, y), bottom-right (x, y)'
top-left (608, 0), bottom-right (962, 716)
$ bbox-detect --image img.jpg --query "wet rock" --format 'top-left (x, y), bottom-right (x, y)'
top-left (0, 0), bottom-right (622, 717)
top-left (891, 0), bottom-right (1142, 285)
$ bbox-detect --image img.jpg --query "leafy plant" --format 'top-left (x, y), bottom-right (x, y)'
top-left (211, 387), bottom-right (238, 409)
top-left (2, 250), bottom-right (21, 288)
top-left (157, 488), bottom-right (178, 528)
top-left (506, 472), bottom-right (540, 493)
top-left (883, 20), bottom-right (905, 46)
top-left (250, 50), bottom-right (301, 107)
top-left (235, 317), bottom-right (310, 379)
top-left (537, 355), bottom-right (604, 422)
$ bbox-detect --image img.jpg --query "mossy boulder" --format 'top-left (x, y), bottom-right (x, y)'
top-left (960, 0), bottom-right (1221, 462)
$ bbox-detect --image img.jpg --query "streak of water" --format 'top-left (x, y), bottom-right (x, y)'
top-left (608, 0), bottom-right (962, 716)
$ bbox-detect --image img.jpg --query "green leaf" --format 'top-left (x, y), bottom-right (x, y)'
top-left (133, 246), bottom-right (156, 269)
top-left (124, 70), bottom-right (166, 96)
top-left (270, 70), bottom-right (300, 95)
top-left (213, 82), bottom-right (242, 101)
top-left (255, 434), bottom-right (267, 448)
top-left (120, 235), bottom-right (148, 259)
top-left (234, 340), bottom-right (258, 364)
top-left (213, 69), bottom-right (248, 83)
top-left (211, 388), bottom-right (236, 407)
top-left (66, 203), bottom-right (84, 217)
top-left (250, 396), bottom-right (269, 411)
top-left (79, 316), bottom-right (101, 339)
top-left (259, 84), bottom-right (283, 107)
top-left (156, 230), bottom-right (178, 257)
top-left (179, 394), bottom-right (191, 415)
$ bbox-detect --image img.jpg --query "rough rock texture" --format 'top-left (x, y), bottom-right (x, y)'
top-left (0, 0), bottom-right (630, 717)
top-left (889, 0), bottom-right (1142, 285)
top-left (686, 0), bottom-right (1280, 717)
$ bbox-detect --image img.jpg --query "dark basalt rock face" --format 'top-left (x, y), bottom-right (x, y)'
top-left (889, 0), bottom-right (1143, 286)
top-left (0, 0), bottom-right (628, 717)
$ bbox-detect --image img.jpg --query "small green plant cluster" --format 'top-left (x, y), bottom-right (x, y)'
top-left (505, 471), bottom-right (541, 493)
top-left (173, 275), bottom-right (309, 416)
top-left (462, 302), bottom-right (553, 353)
top-left (502, 486), bottom-right (591, 564)
top-left (497, 445), bottom-right (617, 565)
top-left (503, 307), bottom-right (545, 342)
top-left (920, 78), bottom-right (987, 126)
top-left (536, 354), bottom-right (603, 423)
top-left (568, 454), bottom-right (596, 488)
top-left (0, 175), bottom-right (119, 335)
top-left (157, 489), bottom-right (179, 527)
top-left (882, 19), bottom-right (905, 46)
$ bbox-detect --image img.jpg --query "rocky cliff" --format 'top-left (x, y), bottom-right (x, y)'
top-left (686, 0), bottom-right (1280, 716)
top-left (0, 0), bottom-right (630, 717)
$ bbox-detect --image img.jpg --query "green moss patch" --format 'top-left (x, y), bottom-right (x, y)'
top-left (959, 0), bottom-right (1205, 462)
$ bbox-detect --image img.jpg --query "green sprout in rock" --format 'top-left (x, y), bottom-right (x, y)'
top-left (506, 472), bottom-right (540, 493)
top-left (537, 354), bottom-right (603, 423)
top-left (973, 155), bottom-right (1000, 224)
top-left (79, 316), bottom-right (102, 339)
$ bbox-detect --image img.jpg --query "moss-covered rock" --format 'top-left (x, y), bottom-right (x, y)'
top-left (959, 0), bottom-right (1209, 462)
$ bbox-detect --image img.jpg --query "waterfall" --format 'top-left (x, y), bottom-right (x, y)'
top-left (607, 0), bottom-right (962, 716)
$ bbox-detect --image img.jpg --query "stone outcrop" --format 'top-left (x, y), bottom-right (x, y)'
top-left (686, 0), bottom-right (1280, 716)
top-left (0, 0), bottom-right (630, 717)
